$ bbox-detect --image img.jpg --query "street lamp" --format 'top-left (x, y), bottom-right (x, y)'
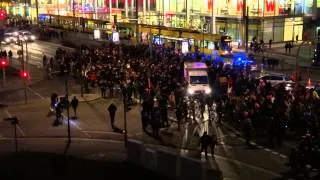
top-left (64, 72), bottom-right (71, 144)
top-left (4, 117), bottom-right (19, 152)
top-left (0, 58), bottom-right (9, 87)
top-left (19, 37), bottom-right (29, 72)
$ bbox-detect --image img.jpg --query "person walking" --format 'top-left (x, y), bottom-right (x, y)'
top-left (71, 96), bottom-right (79, 119)
top-left (176, 105), bottom-right (183, 131)
top-left (200, 131), bottom-right (213, 158)
top-left (108, 103), bottom-right (117, 129)
top-left (243, 112), bottom-right (253, 146)
top-left (210, 134), bottom-right (218, 157)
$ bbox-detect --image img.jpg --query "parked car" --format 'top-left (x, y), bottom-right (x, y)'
top-left (257, 73), bottom-right (293, 87)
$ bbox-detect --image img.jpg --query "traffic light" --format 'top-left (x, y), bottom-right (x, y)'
top-left (20, 71), bottom-right (29, 80)
top-left (0, 58), bottom-right (8, 68)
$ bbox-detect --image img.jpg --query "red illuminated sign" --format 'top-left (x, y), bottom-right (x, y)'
top-left (265, 0), bottom-right (276, 12)
top-left (237, 0), bottom-right (243, 11)
top-left (208, 0), bottom-right (213, 10)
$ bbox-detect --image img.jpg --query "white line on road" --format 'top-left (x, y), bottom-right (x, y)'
top-left (27, 87), bottom-right (46, 100)
top-left (4, 109), bottom-right (27, 137)
top-left (0, 137), bottom-right (123, 144)
top-left (82, 130), bottom-right (123, 135)
top-left (203, 152), bottom-right (282, 178)
top-left (61, 115), bottom-right (92, 138)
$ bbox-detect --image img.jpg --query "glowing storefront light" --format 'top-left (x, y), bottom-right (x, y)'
top-left (25, 0), bottom-right (311, 43)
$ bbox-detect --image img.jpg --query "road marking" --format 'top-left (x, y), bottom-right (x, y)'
top-left (82, 130), bottom-right (123, 135)
top-left (27, 87), bottom-right (46, 100)
top-left (4, 109), bottom-right (27, 137)
top-left (203, 153), bottom-right (282, 178)
top-left (0, 137), bottom-right (123, 144)
top-left (221, 122), bottom-right (289, 159)
top-left (280, 154), bottom-right (288, 159)
top-left (61, 115), bottom-right (92, 138)
top-left (264, 148), bottom-right (271, 152)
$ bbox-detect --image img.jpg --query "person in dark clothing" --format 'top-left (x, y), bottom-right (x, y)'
top-left (269, 39), bottom-right (272, 48)
top-left (243, 112), bottom-right (253, 146)
top-left (50, 93), bottom-right (58, 110)
top-left (71, 96), bottom-right (79, 119)
top-left (151, 106), bottom-right (161, 137)
top-left (141, 110), bottom-right (149, 132)
top-left (210, 134), bottom-right (218, 157)
top-left (108, 81), bottom-right (114, 97)
top-left (54, 103), bottom-right (63, 126)
top-left (200, 131), bottom-right (214, 158)
top-left (176, 106), bottom-right (183, 130)
top-left (108, 103), bottom-right (117, 129)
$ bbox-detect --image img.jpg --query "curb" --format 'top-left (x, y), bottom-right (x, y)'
top-left (71, 93), bottom-right (101, 102)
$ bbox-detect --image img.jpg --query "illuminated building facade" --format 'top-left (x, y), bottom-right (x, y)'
top-left (0, 1), bottom-right (31, 17)
top-left (23, 0), bottom-right (318, 42)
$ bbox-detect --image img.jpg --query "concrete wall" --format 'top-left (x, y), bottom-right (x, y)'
top-left (126, 139), bottom-right (223, 180)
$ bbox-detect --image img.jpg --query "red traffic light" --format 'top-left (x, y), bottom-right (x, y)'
top-left (20, 71), bottom-right (29, 79)
top-left (0, 11), bottom-right (5, 19)
top-left (0, 58), bottom-right (8, 68)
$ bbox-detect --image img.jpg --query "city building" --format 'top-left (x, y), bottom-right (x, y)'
top-left (12, 0), bottom-right (318, 43)
top-left (1, 0), bottom-right (31, 17)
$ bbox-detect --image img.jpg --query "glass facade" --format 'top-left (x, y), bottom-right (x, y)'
top-left (24, 0), bottom-right (315, 42)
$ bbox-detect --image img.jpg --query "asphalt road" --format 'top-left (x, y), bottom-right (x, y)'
top-left (1, 39), bottom-right (74, 68)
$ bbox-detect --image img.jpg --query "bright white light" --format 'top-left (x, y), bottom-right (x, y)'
top-left (23, 36), bottom-right (28, 41)
top-left (13, 32), bottom-right (18, 36)
top-left (205, 88), bottom-right (211, 94)
top-left (30, 35), bottom-right (36, 40)
top-left (224, 50), bottom-right (228, 54)
top-left (5, 38), bottom-right (10, 42)
top-left (187, 88), bottom-right (194, 94)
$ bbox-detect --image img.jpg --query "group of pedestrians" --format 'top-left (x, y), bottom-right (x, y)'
top-left (50, 93), bottom-right (79, 126)
top-left (209, 61), bottom-right (320, 148)
top-left (46, 39), bottom-right (320, 164)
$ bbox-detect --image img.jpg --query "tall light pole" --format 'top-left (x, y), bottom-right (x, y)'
top-left (211, 0), bottom-right (216, 34)
top-left (35, 0), bottom-right (39, 25)
top-left (65, 75), bottom-right (71, 143)
top-left (136, 0), bottom-right (140, 44)
top-left (73, 0), bottom-right (76, 30)
top-left (24, 0), bottom-right (28, 17)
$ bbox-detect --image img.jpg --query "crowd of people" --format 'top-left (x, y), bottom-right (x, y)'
top-left (44, 41), bottom-right (320, 171)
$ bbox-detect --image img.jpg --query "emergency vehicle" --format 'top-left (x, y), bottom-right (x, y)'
top-left (184, 62), bottom-right (211, 95)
